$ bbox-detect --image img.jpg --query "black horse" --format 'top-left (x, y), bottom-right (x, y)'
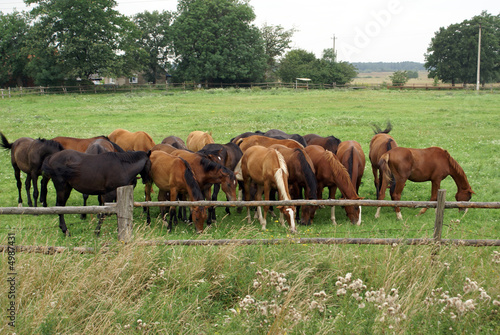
top-left (41, 150), bottom-right (151, 236)
top-left (1, 133), bottom-right (64, 207)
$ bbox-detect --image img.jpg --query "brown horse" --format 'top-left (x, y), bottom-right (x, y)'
top-left (336, 140), bottom-right (365, 194)
top-left (378, 146), bottom-right (474, 220)
top-left (303, 134), bottom-right (342, 154)
top-left (369, 122), bottom-right (398, 218)
top-left (150, 143), bottom-right (179, 154)
top-left (146, 150), bottom-right (207, 232)
top-left (305, 145), bottom-right (362, 225)
top-left (1, 133), bottom-right (64, 207)
top-left (169, 149), bottom-right (238, 224)
top-left (161, 136), bottom-right (188, 150)
top-left (51, 135), bottom-right (111, 152)
top-left (269, 144), bottom-right (318, 225)
top-left (236, 135), bottom-right (304, 153)
top-left (186, 131), bottom-right (215, 152)
top-left (239, 145), bottom-right (296, 233)
top-left (108, 128), bottom-right (156, 152)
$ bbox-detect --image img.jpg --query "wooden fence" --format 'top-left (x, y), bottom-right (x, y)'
top-left (1, 186), bottom-right (500, 254)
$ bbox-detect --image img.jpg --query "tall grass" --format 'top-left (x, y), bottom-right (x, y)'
top-left (0, 89), bottom-right (499, 333)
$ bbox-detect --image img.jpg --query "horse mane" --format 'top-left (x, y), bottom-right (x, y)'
top-left (295, 149), bottom-right (318, 198)
top-left (445, 150), bottom-right (472, 188)
top-left (274, 150), bottom-right (290, 201)
top-left (36, 138), bottom-right (65, 151)
top-left (179, 157), bottom-right (204, 201)
top-left (324, 151), bottom-right (357, 196)
top-left (372, 121), bottom-right (392, 135)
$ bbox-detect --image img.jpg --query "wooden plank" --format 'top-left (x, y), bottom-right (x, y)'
top-left (0, 205), bottom-right (116, 215)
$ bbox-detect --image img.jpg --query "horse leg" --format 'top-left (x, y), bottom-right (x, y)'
top-left (24, 172), bottom-right (33, 207)
top-left (56, 183), bottom-right (72, 236)
top-left (81, 194), bottom-right (89, 220)
top-left (375, 168), bottom-right (390, 219)
top-left (145, 183), bottom-right (153, 224)
top-left (31, 172), bottom-right (40, 208)
top-left (418, 181), bottom-right (440, 216)
top-left (14, 166), bottom-right (24, 206)
top-left (260, 184), bottom-right (270, 230)
top-left (94, 195), bottom-right (106, 236)
top-left (329, 186), bottom-right (337, 225)
top-left (391, 178), bottom-right (406, 220)
top-left (203, 186), bottom-right (213, 225)
top-left (372, 165), bottom-right (379, 198)
top-left (40, 175), bottom-right (49, 207)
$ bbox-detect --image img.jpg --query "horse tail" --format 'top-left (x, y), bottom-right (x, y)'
top-left (0, 132), bottom-right (12, 150)
top-left (347, 147), bottom-right (354, 179)
top-left (386, 138), bottom-right (395, 152)
top-left (378, 153), bottom-right (392, 183)
top-left (235, 138), bottom-right (244, 147)
top-left (372, 121), bottom-right (392, 135)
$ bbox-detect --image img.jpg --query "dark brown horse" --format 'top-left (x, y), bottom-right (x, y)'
top-left (161, 136), bottom-right (188, 150)
top-left (303, 134), bottom-right (342, 154)
top-left (369, 122), bottom-right (398, 218)
top-left (42, 150), bottom-right (151, 236)
top-left (108, 128), bottom-right (156, 152)
top-left (269, 144), bottom-right (318, 225)
top-left (81, 138), bottom-right (125, 219)
top-left (236, 135), bottom-right (304, 153)
top-left (239, 145), bottom-right (296, 233)
top-left (378, 146), bottom-right (474, 220)
top-left (169, 149), bottom-right (238, 224)
top-left (186, 131), bottom-right (215, 152)
top-left (263, 129), bottom-right (308, 147)
top-left (146, 150), bottom-right (207, 232)
top-left (1, 133), bottom-right (64, 207)
top-left (305, 145), bottom-right (362, 225)
top-left (198, 142), bottom-right (244, 217)
top-left (336, 140), bottom-right (366, 194)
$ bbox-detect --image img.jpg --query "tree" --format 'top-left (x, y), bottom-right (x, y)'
top-left (277, 49), bottom-right (357, 85)
top-left (171, 0), bottom-right (266, 82)
top-left (133, 10), bottom-right (174, 84)
top-left (0, 11), bottom-right (30, 87)
top-left (25, 0), bottom-right (142, 85)
top-left (389, 70), bottom-right (409, 86)
top-left (260, 23), bottom-right (296, 80)
top-left (425, 11), bottom-right (500, 85)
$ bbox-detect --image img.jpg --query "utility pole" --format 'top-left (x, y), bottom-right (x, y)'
top-left (331, 34), bottom-right (337, 61)
top-left (476, 23), bottom-right (481, 91)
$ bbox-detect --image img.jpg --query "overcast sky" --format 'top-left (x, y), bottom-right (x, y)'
top-left (2, 0), bottom-right (499, 63)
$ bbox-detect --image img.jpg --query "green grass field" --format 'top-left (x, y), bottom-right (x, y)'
top-left (0, 88), bottom-right (499, 334)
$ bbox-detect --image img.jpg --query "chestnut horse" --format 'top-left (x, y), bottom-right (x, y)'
top-left (51, 135), bottom-right (115, 152)
top-left (305, 145), bottom-right (362, 225)
top-left (161, 136), bottom-right (188, 150)
top-left (369, 122), bottom-right (398, 218)
top-left (269, 144), bottom-right (318, 225)
top-left (186, 131), bottom-right (214, 152)
top-left (108, 128), bottom-right (156, 152)
top-left (336, 140), bottom-right (365, 194)
top-left (378, 146), bottom-right (474, 220)
top-left (42, 150), bottom-right (151, 236)
top-left (1, 133), bottom-right (64, 207)
top-left (303, 134), bottom-right (342, 154)
top-left (239, 145), bottom-right (296, 233)
top-left (236, 135), bottom-right (304, 153)
top-left (146, 150), bottom-right (207, 232)
top-left (169, 149), bottom-right (238, 224)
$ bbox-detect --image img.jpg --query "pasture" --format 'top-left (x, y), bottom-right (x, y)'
top-left (0, 88), bottom-right (499, 334)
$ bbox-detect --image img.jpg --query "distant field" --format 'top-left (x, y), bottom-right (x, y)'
top-left (353, 71), bottom-right (434, 85)
top-left (0, 89), bottom-right (499, 334)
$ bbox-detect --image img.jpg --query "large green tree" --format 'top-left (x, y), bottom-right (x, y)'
top-left (425, 11), bottom-right (500, 85)
top-left (25, 0), bottom-right (142, 85)
top-left (0, 11), bottom-right (30, 87)
top-left (171, 0), bottom-right (266, 82)
top-left (260, 23), bottom-right (296, 80)
top-left (133, 10), bottom-right (174, 84)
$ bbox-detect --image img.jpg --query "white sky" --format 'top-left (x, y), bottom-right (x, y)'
top-left (2, 0), bottom-right (499, 63)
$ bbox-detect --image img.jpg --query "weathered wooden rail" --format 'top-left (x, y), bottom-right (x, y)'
top-left (1, 186), bottom-right (499, 253)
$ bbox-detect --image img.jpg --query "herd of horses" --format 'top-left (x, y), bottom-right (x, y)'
top-left (0, 123), bottom-right (474, 236)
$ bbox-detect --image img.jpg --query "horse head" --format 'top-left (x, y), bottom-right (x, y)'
top-left (139, 152), bottom-right (152, 185)
top-left (191, 206), bottom-right (208, 233)
top-left (220, 168), bottom-right (238, 201)
top-left (277, 205), bottom-right (297, 233)
top-left (455, 188), bottom-right (474, 212)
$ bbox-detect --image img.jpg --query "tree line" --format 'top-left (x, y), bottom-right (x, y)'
top-left (1, 1), bottom-right (498, 88)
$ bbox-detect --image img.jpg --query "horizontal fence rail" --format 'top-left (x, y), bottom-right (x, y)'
top-left (1, 187), bottom-right (499, 249)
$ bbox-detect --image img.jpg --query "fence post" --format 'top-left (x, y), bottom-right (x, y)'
top-left (433, 189), bottom-right (446, 243)
top-left (116, 185), bottom-right (134, 243)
